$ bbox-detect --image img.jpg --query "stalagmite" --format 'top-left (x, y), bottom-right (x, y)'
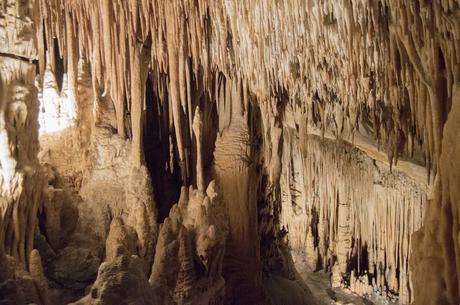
top-left (0, 0), bottom-right (459, 305)
top-left (193, 107), bottom-right (204, 193)
top-left (213, 78), bottom-right (265, 304)
top-left (149, 182), bottom-right (228, 305)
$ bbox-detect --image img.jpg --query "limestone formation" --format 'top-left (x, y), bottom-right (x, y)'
top-left (149, 182), bottom-right (228, 305)
top-left (283, 136), bottom-right (426, 303)
top-left (0, 0), bottom-right (459, 305)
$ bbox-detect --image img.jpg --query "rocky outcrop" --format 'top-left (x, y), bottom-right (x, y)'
top-left (0, 0), bottom-right (42, 268)
top-left (149, 182), bottom-right (227, 305)
top-left (70, 255), bottom-right (157, 305)
top-left (0, 2), bottom-right (53, 305)
top-left (69, 182), bottom-right (227, 305)
top-left (1, 0), bottom-right (459, 305)
top-left (71, 217), bottom-right (156, 305)
top-left (410, 82), bottom-right (460, 305)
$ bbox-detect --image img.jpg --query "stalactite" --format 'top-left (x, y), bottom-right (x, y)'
top-left (37, 0), bottom-right (458, 177)
top-left (281, 135), bottom-right (426, 304)
top-left (130, 42), bottom-right (146, 167)
top-left (65, 4), bottom-right (78, 123)
top-left (0, 0), bottom-right (457, 304)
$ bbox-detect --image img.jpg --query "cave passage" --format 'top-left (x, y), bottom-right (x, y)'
top-left (0, 1), bottom-right (459, 305)
top-left (143, 73), bottom-right (182, 222)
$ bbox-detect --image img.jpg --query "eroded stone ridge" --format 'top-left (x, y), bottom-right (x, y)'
top-left (0, 1), bottom-right (458, 305)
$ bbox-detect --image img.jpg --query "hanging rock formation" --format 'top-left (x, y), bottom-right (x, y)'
top-left (283, 136), bottom-right (426, 304)
top-left (0, 0), bottom-right (459, 305)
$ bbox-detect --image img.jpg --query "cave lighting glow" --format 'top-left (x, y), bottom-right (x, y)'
top-left (38, 71), bottom-right (76, 135)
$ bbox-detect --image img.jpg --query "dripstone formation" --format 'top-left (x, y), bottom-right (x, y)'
top-left (0, 1), bottom-right (459, 305)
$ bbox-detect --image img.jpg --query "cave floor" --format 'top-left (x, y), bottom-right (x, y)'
top-left (292, 252), bottom-right (398, 305)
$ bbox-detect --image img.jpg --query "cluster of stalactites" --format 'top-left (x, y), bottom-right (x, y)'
top-left (280, 134), bottom-right (426, 304)
top-left (37, 0), bottom-right (460, 178)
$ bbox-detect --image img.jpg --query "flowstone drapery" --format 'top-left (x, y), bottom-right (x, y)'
top-left (1, 1), bottom-right (459, 305)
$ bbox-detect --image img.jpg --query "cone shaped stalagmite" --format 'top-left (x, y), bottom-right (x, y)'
top-left (0, 1), bottom-right (459, 305)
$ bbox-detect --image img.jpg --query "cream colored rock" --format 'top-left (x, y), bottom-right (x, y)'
top-left (29, 249), bottom-right (50, 305)
top-left (70, 255), bottom-right (157, 305)
top-left (0, 1), bottom-right (459, 305)
top-left (105, 218), bottom-right (138, 262)
top-left (150, 182), bottom-right (228, 305)
top-left (283, 136), bottom-right (426, 302)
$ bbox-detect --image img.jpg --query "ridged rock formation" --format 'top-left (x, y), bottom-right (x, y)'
top-left (0, 0), bottom-right (459, 305)
top-left (282, 136), bottom-right (426, 304)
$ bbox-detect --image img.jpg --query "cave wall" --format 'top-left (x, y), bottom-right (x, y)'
top-left (0, 0), bottom-right (459, 305)
top-left (281, 133), bottom-right (426, 304)
top-left (0, 1), bottom-right (50, 304)
top-left (0, 0), bottom-right (41, 267)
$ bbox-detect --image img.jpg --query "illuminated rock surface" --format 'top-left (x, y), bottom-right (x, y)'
top-left (0, 0), bottom-right (459, 304)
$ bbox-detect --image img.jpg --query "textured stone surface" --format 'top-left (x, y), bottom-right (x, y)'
top-left (281, 136), bottom-right (426, 303)
top-left (0, 0), bottom-right (459, 305)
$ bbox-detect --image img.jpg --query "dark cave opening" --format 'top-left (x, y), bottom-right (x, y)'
top-left (52, 38), bottom-right (65, 92)
top-left (41, 21), bottom-right (65, 91)
top-left (438, 47), bottom-right (451, 124)
top-left (143, 72), bottom-right (182, 223)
